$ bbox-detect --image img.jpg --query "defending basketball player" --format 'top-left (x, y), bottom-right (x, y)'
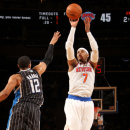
top-left (64, 17), bottom-right (99, 130)
top-left (0, 31), bottom-right (61, 130)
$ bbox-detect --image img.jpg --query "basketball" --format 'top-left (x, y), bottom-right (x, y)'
top-left (66, 3), bottom-right (82, 20)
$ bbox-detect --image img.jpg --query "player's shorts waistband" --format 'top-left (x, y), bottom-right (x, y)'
top-left (18, 101), bottom-right (41, 108)
top-left (68, 94), bottom-right (91, 101)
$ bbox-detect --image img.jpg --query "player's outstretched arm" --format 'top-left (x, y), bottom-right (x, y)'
top-left (84, 17), bottom-right (99, 70)
top-left (66, 18), bottom-right (79, 72)
top-left (0, 74), bottom-right (22, 102)
top-left (33, 31), bottom-right (61, 76)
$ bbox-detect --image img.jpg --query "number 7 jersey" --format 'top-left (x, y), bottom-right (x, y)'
top-left (13, 68), bottom-right (44, 107)
top-left (68, 62), bottom-right (95, 97)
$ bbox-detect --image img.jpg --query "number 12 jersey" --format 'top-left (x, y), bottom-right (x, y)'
top-left (13, 68), bottom-right (44, 107)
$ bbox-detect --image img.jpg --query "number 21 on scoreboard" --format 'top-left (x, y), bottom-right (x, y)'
top-left (100, 13), bottom-right (111, 22)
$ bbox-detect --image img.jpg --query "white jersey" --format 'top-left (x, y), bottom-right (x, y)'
top-left (68, 62), bottom-right (95, 97)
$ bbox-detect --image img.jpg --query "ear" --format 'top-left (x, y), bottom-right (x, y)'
top-left (17, 64), bottom-right (20, 68)
top-left (87, 53), bottom-right (89, 58)
top-left (28, 63), bottom-right (31, 68)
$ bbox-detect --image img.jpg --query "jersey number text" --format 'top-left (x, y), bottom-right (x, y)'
top-left (29, 79), bottom-right (40, 93)
top-left (83, 73), bottom-right (88, 83)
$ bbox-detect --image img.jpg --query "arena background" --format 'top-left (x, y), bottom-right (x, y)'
top-left (0, 0), bottom-right (130, 130)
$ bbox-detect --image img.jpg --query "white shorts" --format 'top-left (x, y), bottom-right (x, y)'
top-left (64, 97), bottom-right (94, 130)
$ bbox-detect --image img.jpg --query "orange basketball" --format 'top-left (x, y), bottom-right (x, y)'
top-left (66, 3), bottom-right (82, 20)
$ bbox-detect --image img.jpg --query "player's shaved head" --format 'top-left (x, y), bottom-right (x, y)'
top-left (18, 56), bottom-right (30, 68)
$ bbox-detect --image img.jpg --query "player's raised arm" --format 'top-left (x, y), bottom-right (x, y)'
top-left (0, 74), bottom-right (22, 102)
top-left (33, 31), bottom-right (61, 76)
top-left (84, 17), bottom-right (99, 70)
top-left (65, 18), bottom-right (79, 72)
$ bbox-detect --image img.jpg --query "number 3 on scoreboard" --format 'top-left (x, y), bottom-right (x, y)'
top-left (83, 74), bottom-right (88, 83)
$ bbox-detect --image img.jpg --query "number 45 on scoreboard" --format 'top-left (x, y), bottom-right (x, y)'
top-left (100, 13), bottom-right (111, 22)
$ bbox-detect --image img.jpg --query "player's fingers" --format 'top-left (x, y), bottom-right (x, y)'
top-left (56, 31), bottom-right (60, 34)
top-left (56, 32), bottom-right (61, 37)
top-left (54, 31), bottom-right (59, 35)
top-left (77, 18), bottom-right (79, 22)
top-left (69, 18), bottom-right (72, 22)
top-left (57, 32), bottom-right (61, 37)
top-left (87, 17), bottom-right (90, 23)
top-left (58, 34), bottom-right (61, 38)
top-left (85, 17), bottom-right (88, 24)
top-left (54, 32), bottom-right (56, 36)
top-left (54, 31), bottom-right (57, 34)
top-left (83, 20), bottom-right (85, 24)
top-left (84, 17), bottom-right (87, 24)
top-left (54, 31), bottom-right (61, 37)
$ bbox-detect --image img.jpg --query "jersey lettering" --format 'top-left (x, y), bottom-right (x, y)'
top-left (76, 67), bottom-right (92, 72)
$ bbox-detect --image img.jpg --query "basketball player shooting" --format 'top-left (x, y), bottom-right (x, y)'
top-left (64, 17), bottom-right (99, 130)
top-left (0, 31), bottom-right (61, 130)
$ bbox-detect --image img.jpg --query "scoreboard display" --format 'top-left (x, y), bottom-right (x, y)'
top-left (0, 9), bottom-right (130, 27)
top-left (96, 57), bottom-right (105, 76)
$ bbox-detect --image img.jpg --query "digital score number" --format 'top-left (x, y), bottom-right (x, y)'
top-left (100, 13), bottom-right (111, 22)
top-left (123, 11), bottom-right (130, 23)
top-left (95, 57), bottom-right (105, 76)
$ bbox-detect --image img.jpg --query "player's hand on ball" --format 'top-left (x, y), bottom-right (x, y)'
top-left (50, 31), bottom-right (61, 45)
top-left (69, 18), bottom-right (79, 28)
top-left (84, 17), bottom-right (90, 33)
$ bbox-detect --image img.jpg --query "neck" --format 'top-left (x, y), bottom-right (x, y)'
top-left (79, 60), bottom-right (87, 64)
top-left (20, 68), bottom-right (29, 71)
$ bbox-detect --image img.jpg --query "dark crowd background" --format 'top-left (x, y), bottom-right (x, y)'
top-left (0, 0), bottom-right (130, 130)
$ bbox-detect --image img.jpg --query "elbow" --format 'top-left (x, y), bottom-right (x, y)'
top-left (66, 47), bottom-right (72, 51)
top-left (92, 44), bottom-right (98, 52)
top-left (4, 92), bottom-right (9, 97)
top-left (2, 90), bottom-right (9, 97)
top-left (90, 51), bottom-right (99, 63)
top-left (92, 49), bottom-right (99, 54)
top-left (65, 41), bottom-right (73, 50)
top-left (3, 89), bottom-right (10, 97)
top-left (93, 49), bottom-right (98, 52)
top-left (0, 92), bottom-right (9, 102)
top-left (3, 92), bottom-right (9, 99)
top-left (90, 40), bottom-right (98, 52)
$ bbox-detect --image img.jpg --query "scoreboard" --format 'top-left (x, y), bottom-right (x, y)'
top-left (0, 9), bottom-right (130, 27)
top-left (96, 57), bottom-right (105, 76)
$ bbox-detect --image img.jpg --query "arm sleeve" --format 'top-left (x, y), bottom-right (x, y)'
top-left (87, 32), bottom-right (99, 62)
top-left (65, 27), bottom-right (76, 60)
top-left (42, 44), bottom-right (54, 66)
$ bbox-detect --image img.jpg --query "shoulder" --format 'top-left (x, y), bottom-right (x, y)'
top-left (32, 62), bottom-right (47, 76)
top-left (68, 58), bottom-right (78, 72)
top-left (32, 69), bottom-right (41, 77)
top-left (9, 74), bottom-right (23, 83)
top-left (87, 61), bottom-right (93, 67)
top-left (88, 60), bottom-right (97, 71)
top-left (9, 74), bottom-right (21, 79)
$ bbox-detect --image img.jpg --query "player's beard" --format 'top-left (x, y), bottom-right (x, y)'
top-left (78, 56), bottom-right (88, 64)
top-left (78, 58), bottom-right (85, 63)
